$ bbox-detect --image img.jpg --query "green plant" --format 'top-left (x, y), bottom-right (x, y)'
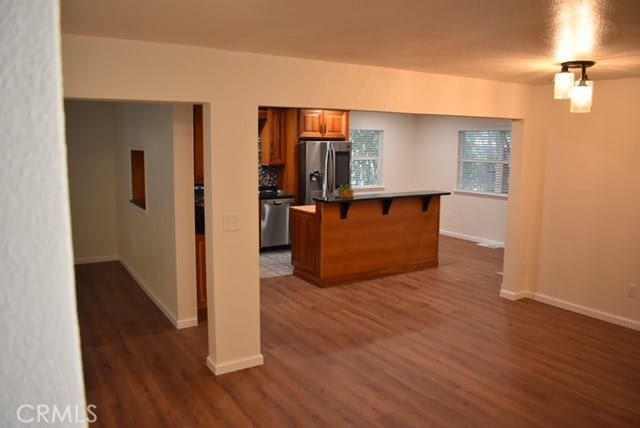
top-left (338, 184), bottom-right (354, 199)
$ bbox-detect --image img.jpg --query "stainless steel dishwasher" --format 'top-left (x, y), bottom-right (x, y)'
top-left (260, 197), bottom-right (294, 249)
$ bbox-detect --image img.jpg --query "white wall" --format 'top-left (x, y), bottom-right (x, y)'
top-left (523, 79), bottom-right (640, 327)
top-left (172, 104), bottom-right (197, 324)
top-left (0, 2), bottom-right (87, 425)
top-left (113, 102), bottom-right (197, 328)
top-left (65, 101), bottom-right (119, 263)
top-left (416, 116), bottom-right (512, 246)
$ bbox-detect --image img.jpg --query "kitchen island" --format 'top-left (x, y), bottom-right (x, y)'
top-left (291, 191), bottom-right (450, 287)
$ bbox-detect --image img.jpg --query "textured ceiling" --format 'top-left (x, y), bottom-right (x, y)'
top-left (60, 0), bottom-right (640, 84)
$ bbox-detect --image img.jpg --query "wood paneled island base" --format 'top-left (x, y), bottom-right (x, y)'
top-left (291, 191), bottom-right (450, 287)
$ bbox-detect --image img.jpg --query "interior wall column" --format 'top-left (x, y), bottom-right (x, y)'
top-left (204, 101), bottom-right (263, 374)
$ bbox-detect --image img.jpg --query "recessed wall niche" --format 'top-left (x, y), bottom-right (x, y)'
top-left (130, 149), bottom-right (146, 209)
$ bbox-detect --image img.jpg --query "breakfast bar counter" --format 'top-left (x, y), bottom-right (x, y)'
top-left (290, 190), bottom-right (450, 287)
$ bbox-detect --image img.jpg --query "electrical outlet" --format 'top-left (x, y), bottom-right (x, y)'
top-left (627, 284), bottom-right (637, 298)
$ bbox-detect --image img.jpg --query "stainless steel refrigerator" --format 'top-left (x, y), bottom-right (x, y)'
top-left (299, 141), bottom-right (351, 205)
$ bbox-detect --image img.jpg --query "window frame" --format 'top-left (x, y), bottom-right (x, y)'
top-left (349, 128), bottom-right (384, 189)
top-left (456, 129), bottom-right (511, 198)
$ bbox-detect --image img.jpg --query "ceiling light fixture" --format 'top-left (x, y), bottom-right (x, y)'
top-left (553, 60), bottom-right (595, 113)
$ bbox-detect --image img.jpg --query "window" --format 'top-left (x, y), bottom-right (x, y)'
top-left (350, 129), bottom-right (383, 187)
top-left (457, 130), bottom-right (511, 196)
top-left (130, 150), bottom-right (146, 209)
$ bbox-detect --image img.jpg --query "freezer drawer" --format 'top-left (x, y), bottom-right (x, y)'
top-left (260, 198), bottom-right (294, 248)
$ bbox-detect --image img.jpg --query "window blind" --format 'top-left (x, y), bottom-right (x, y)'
top-left (350, 129), bottom-right (383, 187)
top-left (457, 130), bottom-right (511, 195)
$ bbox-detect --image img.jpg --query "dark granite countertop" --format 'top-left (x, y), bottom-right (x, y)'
top-left (259, 192), bottom-right (296, 200)
top-left (314, 190), bottom-right (450, 203)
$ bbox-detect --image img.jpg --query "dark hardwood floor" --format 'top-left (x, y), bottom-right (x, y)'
top-left (75, 236), bottom-right (640, 427)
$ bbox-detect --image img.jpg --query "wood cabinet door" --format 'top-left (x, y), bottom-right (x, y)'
top-left (281, 108), bottom-right (300, 200)
top-left (298, 109), bottom-right (349, 140)
top-left (195, 234), bottom-right (207, 310)
top-left (323, 110), bottom-right (349, 140)
top-left (291, 210), bottom-right (319, 274)
top-left (193, 105), bottom-right (204, 184)
top-left (261, 108), bottom-right (286, 166)
top-left (270, 109), bottom-right (287, 165)
top-left (298, 109), bottom-right (324, 139)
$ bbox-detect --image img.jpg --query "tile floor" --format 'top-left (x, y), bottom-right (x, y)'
top-left (260, 248), bottom-right (293, 278)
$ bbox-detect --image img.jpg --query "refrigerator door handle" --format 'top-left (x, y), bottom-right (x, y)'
top-left (325, 146), bottom-right (334, 198)
top-left (322, 146), bottom-right (330, 198)
top-left (330, 146), bottom-right (336, 196)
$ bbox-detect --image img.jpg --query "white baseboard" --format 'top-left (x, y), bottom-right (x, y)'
top-left (531, 292), bottom-right (640, 331)
top-left (74, 254), bottom-right (119, 265)
top-left (206, 354), bottom-right (264, 375)
top-left (440, 229), bottom-right (504, 248)
top-left (499, 287), bottom-right (640, 331)
top-left (499, 288), bottom-right (533, 300)
top-left (119, 259), bottom-right (196, 330)
top-left (176, 317), bottom-right (198, 329)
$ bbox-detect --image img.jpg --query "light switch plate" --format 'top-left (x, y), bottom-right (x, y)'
top-left (223, 215), bottom-right (241, 232)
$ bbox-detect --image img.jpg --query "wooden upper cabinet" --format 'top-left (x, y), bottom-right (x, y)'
top-left (261, 108), bottom-right (287, 166)
top-left (323, 110), bottom-right (350, 139)
top-left (281, 109), bottom-right (300, 200)
top-left (298, 109), bottom-right (324, 139)
top-left (193, 105), bottom-right (204, 185)
top-left (298, 109), bottom-right (349, 140)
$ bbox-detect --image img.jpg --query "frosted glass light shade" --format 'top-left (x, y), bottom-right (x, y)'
top-left (570, 80), bottom-right (594, 113)
top-left (554, 71), bottom-right (574, 99)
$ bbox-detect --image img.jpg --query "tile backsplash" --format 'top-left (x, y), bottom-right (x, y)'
top-left (258, 136), bottom-right (279, 187)
top-left (259, 166), bottom-right (279, 187)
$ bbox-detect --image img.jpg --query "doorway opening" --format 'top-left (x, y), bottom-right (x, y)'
top-left (64, 99), bottom-right (202, 329)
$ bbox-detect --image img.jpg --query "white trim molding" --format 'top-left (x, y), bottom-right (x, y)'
top-left (207, 354), bottom-right (264, 375)
top-left (74, 254), bottom-right (119, 265)
top-left (119, 259), bottom-right (196, 330)
top-left (499, 288), bottom-right (533, 300)
top-left (499, 287), bottom-right (640, 331)
top-left (177, 317), bottom-right (198, 329)
top-left (440, 229), bottom-right (504, 248)
top-left (453, 189), bottom-right (508, 200)
top-left (531, 292), bottom-right (640, 332)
